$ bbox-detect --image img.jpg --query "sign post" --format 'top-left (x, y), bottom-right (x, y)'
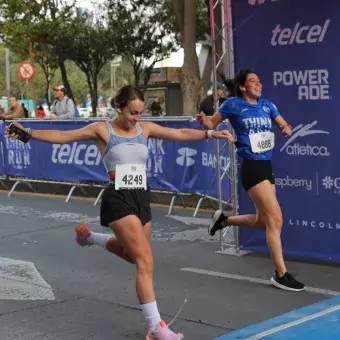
top-left (18, 61), bottom-right (35, 115)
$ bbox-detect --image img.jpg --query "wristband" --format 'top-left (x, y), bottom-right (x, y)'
top-left (282, 124), bottom-right (292, 131)
top-left (207, 130), bottom-right (214, 139)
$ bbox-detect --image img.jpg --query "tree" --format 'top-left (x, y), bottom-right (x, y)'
top-left (171, 0), bottom-right (202, 116)
top-left (107, 0), bottom-right (177, 93)
top-left (0, 0), bottom-right (78, 101)
top-left (56, 6), bottom-right (120, 115)
top-left (33, 44), bottom-right (59, 108)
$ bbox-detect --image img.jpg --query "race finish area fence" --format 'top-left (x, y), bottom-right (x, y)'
top-left (0, 117), bottom-right (237, 252)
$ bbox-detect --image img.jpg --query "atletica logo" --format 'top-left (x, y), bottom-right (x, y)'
top-left (176, 147), bottom-right (197, 166)
top-left (273, 69), bottom-right (330, 100)
top-left (280, 121), bottom-right (330, 157)
top-left (271, 19), bottom-right (330, 46)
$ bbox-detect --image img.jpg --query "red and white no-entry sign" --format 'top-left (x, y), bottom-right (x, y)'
top-left (18, 61), bottom-right (35, 80)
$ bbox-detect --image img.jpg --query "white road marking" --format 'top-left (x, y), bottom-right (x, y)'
top-left (180, 267), bottom-right (340, 296)
top-left (246, 305), bottom-right (340, 340)
top-left (0, 257), bottom-right (55, 300)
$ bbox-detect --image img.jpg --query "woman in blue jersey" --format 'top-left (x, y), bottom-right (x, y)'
top-left (6, 85), bottom-right (232, 340)
top-left (197, 69), bottom-right (305, 292)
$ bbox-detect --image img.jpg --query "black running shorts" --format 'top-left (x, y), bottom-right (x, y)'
top-left (240, 158), bottom-right (275, 191)
top-left (100, 183), bottom-right (152, 227)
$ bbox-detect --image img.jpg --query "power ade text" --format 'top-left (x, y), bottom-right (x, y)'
top-left (271, 19), bottom-right (330, 46)
top-left (273, 69), bottom-right (330, 100)
top-left (52, 143), bottom-right (101, 165)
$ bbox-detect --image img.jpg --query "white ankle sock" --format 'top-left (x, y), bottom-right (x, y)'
top-left (141, 301), bottom-right (162, 331)
top-left (87, 232), bottom-right (110, 249)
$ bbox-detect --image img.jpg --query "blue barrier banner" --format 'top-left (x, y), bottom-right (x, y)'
top-left (0, 123), bottom-right (6, 176)
top-left (233, 0), bottom-right (340, 263)
top-left (1, 120), bottom-right (230, 199)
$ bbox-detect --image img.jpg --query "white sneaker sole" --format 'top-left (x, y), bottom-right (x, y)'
top-left (270, 277), bottom-right (305, 292)
top-left (209, 210), bottom-right (223, 235)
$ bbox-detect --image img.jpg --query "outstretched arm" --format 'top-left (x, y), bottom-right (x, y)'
top-left (143, 122), bottom-right (234, 142)
top-left (5, 122), bottom-right (100, 144)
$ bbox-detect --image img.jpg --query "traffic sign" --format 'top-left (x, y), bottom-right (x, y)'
top-left (18, 61), bottom-right (35, 80)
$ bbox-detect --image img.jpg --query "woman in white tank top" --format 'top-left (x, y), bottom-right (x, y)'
top-left (6, 85), bottom-right (234, 340)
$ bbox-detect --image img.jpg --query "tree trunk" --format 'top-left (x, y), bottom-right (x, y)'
top-left (142, 63), bottom-right (155, 93)
top-left (44, 82), bottom-right (50, 111)
top-left (58, 59), bottom-right (75, 101)
top-left (85, 72), bottom-right (98, 117)
top-left (92, 74), bottom-right (98, 117)
top-left (178, 0), bottom-right (201, 116)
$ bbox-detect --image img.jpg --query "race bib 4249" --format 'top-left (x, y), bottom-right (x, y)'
top-left (115, 164), bottom-right (147, 190)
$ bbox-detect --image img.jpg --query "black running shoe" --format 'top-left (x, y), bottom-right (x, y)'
top-left (208, 210), bottom-right (228, 236)
top-left (271, 271), bottom-right (305, 292)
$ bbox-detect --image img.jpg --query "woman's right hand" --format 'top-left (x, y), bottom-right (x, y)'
top-left (196, 112), bottom-right (208, 125)
top-left (5, 122), bottom-right (25, 140)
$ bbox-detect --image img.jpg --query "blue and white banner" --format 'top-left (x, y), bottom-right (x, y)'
top-left (0, 123), bottom-right (6, 176)
top-left (0, 120), bottom-right (230, 200)
top-left (233, 0), bottom-right (340, 263)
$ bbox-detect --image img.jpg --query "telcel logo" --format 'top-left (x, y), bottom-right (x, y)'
top-left (52, 143), bottom-right (101, 165)
top-left (271, 19), bottom-right (330, 46)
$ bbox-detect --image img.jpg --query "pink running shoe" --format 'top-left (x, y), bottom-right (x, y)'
top-left (145, 320), bottom-right (184, 340)
top-left (145, 299), bottom-right (187, 340)
top-left (75, 222), bottom-right (93, 247)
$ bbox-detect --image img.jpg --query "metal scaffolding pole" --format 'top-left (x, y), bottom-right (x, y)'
top-left (209, 0), bottom-right (240, 256)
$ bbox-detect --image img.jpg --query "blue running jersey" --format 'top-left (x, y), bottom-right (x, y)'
top-left (219, 97), bottom-right (280, 160)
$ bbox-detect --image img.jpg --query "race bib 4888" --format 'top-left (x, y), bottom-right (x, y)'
top-left (249, 132), bottom-right (275, 153)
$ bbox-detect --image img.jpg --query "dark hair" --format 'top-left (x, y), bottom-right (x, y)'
top-left (220, 69), bottom-right (257, 97)
top-left (111, 85), bottom-right (144, 109)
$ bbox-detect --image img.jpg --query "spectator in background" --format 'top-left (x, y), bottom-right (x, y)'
top-left (0, 97), bottom-right (25, 119)
top-left (50, 85), bottom-right (75, 120)
top-left (36, 105), bottom-right (46, 119)
top-left (150, 97), bottom-right (162, 117)
top-left (199, 82), bottom-right (226, 116)
top-left (0, 105), bottom-right (4, 115)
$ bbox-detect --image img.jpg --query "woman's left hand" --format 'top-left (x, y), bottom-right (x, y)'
top-left (281, 125), bottom-right (292, 136)
top-left (213, 130), bottom-right (235, 142)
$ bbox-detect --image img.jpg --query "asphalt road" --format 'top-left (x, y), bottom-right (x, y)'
top-left (0, 192), bottom-right (339, 339)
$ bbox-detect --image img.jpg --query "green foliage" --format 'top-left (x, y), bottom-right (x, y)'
top-left (164, 0), bottom-right (210, 45)
top-left (107, 0), bottom-right (178, 90)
